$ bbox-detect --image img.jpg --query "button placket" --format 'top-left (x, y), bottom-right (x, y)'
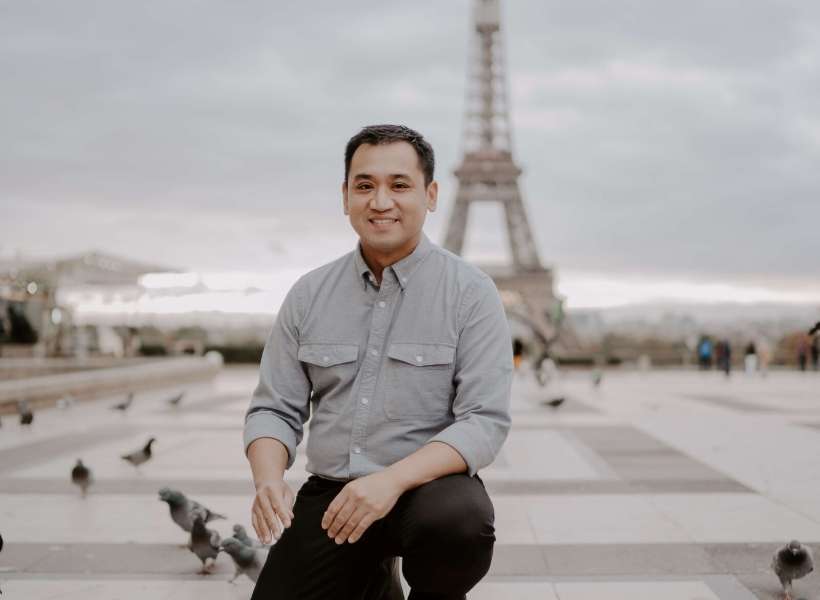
top-left (350, 278), bottom-right (395, 469)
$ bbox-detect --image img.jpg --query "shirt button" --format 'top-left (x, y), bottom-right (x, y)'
top-left (370, 349), bottom-right (378, 356)
top-left (378, 301), bottom-right (386, 308)
top-left (416, 355), bottom-right (423, 362)
top-left (353, 446), bottom-right (361, 454)
top-left (323, 356), bottom-right (330, 362)
top-left (361, 397), bottom-right (369, 405)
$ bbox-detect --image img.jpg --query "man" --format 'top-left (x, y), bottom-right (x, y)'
top-left (243, 124), bottom-right (513, 600)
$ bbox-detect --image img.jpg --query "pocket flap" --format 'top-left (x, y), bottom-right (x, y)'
top-left (298, 343), bottom-right (359, 367)
top-left (387, 343), bottom-right (455, 366)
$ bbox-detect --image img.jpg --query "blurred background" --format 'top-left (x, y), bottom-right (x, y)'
top-left (2, 0), bottom-right (819, 368)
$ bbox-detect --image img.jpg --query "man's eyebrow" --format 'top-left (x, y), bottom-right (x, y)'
top-left (351, 173), bottom-right (412, 181)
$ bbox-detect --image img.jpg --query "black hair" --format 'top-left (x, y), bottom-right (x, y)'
top-left (344, 124), bottom-right (435, 187)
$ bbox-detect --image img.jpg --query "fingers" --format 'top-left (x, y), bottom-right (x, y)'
top-left (347, 513), bottom-right (376, 544)
top-left (335, 508), bottom-right (372, 544)
top-left (252, 486), bottom-right (295, 544)
top-left (323, 500), bottom-right (354, 538)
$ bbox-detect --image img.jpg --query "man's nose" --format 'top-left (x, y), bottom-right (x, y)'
top-left (371, 186), bottom-right (394, 210)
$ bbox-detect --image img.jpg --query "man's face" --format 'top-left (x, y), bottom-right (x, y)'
top-left (343, 141), bottom-right (437, 258)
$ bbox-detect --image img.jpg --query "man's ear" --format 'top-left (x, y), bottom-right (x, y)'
top-left (426, 180), bottom-right (439, 212)
top-left (342, 181), bottom-right (349, 215)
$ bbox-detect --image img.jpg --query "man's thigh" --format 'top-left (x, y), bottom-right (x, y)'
top-left (381, 472), bottom-right (495, 597)
top-left (251, 476), bottom-right (387, 600)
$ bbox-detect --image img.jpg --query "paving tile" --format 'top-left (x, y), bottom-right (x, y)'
top-left (554, 580), bottom-right (721, 600)
top-left (541, 544), bottom-right (716, 576)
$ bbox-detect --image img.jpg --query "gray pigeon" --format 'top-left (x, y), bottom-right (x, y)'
top-left (158, 487), bottom-right (226, 532)
top-left (56, 395), bottom-right (76, 410)
top-left (71, 459), bottom-right (92, 497)
top-left (189, 512), bottom-right (221, 574)
top-left (772, 539), bottom-right (814, 600)
top-left (121, 437), bottom-right (156, 468)
top-left (220, 536), bottom-right (263, 583)
top-left (18, 399), bottom-right (33, 426)
top-left (167, 391), bottom-right (185, 407)
top-left (233, 524), bottom-right (269, 549)
top-left (542, 397), bottom-right (565, 408)
top-left (111, 392), bottom-right (134, 412)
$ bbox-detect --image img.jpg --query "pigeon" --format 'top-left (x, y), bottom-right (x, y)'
top-left (111, 392), bottom-right (134, 412)
top-left (18, 399), bottom-right (33, 426)
top-left (189, 512), bottom-right (221, 574)
top-left (166, 391), bottom-right (185, 407)
top-left (56, 394), bottom-right (76, 410)
top-left (591, 369), bottom-right (603, 387)
top-left (772, 539), bottom-right (814, 600)
top-left (542, 397), bottom-right (565, 408)
top-left (220, 536), bottom-right (263, 583)
top-left (233, 524), bottom-right (269, 549)
top-left (158, 487), bottom-right (227, 533)
top-left (121, 437), bottom-right (156, 468)
top-left (71, 459), bottom-right (92, 497)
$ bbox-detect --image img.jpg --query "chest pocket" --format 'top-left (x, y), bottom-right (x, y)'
top-left (383, 342), bottom-right (456, 420)
top-left (298, 343), bottom-right (359, 413)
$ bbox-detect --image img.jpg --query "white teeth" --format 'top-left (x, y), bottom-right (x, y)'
top-left (371, 219), bottom-right (397, 224)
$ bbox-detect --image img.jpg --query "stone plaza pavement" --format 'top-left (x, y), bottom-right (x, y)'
top-left (1, 365), bottom-right (819, 599)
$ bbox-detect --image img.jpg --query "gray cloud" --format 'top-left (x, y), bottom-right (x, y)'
top-left (1, 0), bottom-right (818, 291)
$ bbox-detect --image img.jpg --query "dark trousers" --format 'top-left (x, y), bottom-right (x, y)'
top-left (250, 471), bottom-right (495, 600)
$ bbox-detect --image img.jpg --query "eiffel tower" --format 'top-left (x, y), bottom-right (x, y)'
top-left (444, 0), bottom-right (566, 351)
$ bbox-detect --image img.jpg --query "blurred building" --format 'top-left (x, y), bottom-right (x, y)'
top-left (0, 251), bottom-right (176, 357)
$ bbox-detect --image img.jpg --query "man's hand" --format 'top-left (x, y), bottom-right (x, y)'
top-left (252, 479), bottom-right (295, 544)
top-left (321, 470), bottom-right (405, 545)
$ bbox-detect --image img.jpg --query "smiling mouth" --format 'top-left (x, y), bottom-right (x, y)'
top-left (369, 218), bottom-right (399, 225)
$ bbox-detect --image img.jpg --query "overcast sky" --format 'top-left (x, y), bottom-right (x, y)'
top-left (2, 1), bottom-right (819, 308)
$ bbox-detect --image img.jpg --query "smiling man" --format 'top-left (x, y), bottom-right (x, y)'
top-left (243, 124), bottom-right (513, 600)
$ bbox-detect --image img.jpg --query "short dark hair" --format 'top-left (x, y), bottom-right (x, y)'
top-left (344, 124), bottom-right (435, 187)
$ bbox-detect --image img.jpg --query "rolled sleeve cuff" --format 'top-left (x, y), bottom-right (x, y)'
top-left (427, 421), bottom-right (492, 478)
top-left (243, 412), bottom-right (298, 470)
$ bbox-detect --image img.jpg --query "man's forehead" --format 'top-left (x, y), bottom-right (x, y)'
top-left (350, 142), bottom-right (423, 179)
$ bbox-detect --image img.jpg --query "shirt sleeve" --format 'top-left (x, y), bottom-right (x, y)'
top-left (243, 278), bottom-right (311, 470)
top-left (426, 275), bottom-right (513, 477)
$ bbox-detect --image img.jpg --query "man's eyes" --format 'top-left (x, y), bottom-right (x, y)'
top-left (356, 183), bottom-right (409, 191)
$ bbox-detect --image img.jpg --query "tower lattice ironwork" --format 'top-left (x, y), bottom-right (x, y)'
top-left (443, 0), bottom-right (568, 350)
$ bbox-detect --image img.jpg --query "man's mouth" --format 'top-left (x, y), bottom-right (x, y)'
top-left (369, 218), bottom-right (399, 225)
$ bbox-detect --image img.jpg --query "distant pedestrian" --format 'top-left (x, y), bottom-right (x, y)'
top-left (744, 342), bottom-right (758, 374)
top-left (797, 335), bottom-right (809, 372)
top-left (697, 337), bottom-right (713, 370)
top-left (811, 335), bottom-right (819, 372)
top-left (716, 339), bottom-right (731, 376)
top-left (512, 338), bottom-right (524, 371)
top-left (757, 337), bottom-right (771, 377)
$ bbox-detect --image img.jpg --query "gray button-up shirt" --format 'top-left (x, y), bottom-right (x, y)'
top-left (243, 231), bottom-right (512, 480)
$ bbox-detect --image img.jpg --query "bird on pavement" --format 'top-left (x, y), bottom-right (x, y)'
top-left (18, 399), bottom-right (33, 426)
top-left (221, 536), bottom-right (263, 583)
top-left (189, 512), bottom-right (221, 574)
top-left (166, 391), bottom-right (185, 407)
top-left (111, 392), bottom-right (134, 412)
top-left (233, 524), bottom-right (269, 549)
top-left (541, 397), bottom-right (565, 408)
top-left (591, 368), bottom-right (603, 387)
top-left (121, 437), bottom-right (156, 468)
top-left (56, 394), bottom-right (76, 410)
top-left (772, 539), bottom-right (814, 600)
top-left (158, 487), bottom-right (226, 533)
top-left (71, 459), bottom-right (93, 497)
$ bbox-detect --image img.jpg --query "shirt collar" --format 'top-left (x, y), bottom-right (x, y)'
top-left (353, 231), bottom-right (434, 291)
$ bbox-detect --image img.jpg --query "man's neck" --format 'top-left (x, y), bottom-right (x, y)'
top-left (360, 235), bottom-right (421, 284)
